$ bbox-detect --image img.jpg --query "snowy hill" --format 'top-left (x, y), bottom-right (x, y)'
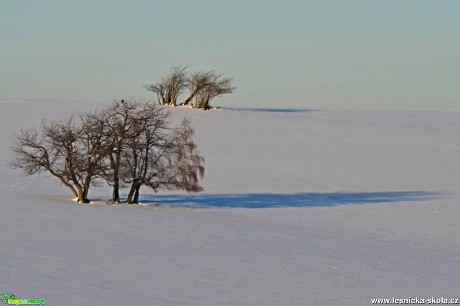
top-left (1, 100), bottom-right (459, 305)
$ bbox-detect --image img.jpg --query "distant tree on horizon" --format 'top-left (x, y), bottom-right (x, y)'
top-left (145, 66), bottom-right (235, 110)
top-left (144, 65), bottom-right (188, 107)
top-left (194, 72), bottom-right (235, 110)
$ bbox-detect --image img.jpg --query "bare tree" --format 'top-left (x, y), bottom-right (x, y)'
top-left (144, 81), bottom-right (168, 106)
top-left (167, 65), bottom-right (189, 106)
top-left (145, 65), bottom-right (188, 106)
top-left (122, 110), bottom-right (205, 204)
top-left (121, 104), bottom-right (170, 203)
top-left (96, 99), bottom-right (146, 203)
top-left (161, 119), bottom-right (205, 191)
top-left (11, 99), bottom-right (205, 204)
top-left (146, 67), bottom-right (236, 109)
top-left (195, 74), bottom-right (235, 110)
top-left (181, 70), bottom-right (235, 109)
top-left (181, 70), bottom-right (215, 107)
top-left (11, 115), bottom-right (109, 203)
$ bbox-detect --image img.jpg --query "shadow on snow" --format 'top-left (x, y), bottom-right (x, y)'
top-left (220, 107), bottom-right (315, 113)
top-left (137, 191), bottom-right (442, 209)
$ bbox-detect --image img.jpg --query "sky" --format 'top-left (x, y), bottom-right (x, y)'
top-left (1, 0), bottom-right (459, 111)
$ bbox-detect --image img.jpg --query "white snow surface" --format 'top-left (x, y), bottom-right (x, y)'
top-left (1, 101), bottom-right (459, 305)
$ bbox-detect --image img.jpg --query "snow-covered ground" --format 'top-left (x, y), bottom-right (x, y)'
top-left (1, 100), bottom-right (459, 305)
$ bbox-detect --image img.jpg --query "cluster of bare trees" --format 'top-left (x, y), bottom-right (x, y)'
top-left (10, 99), bottom-right (205, 204)
top-left (145, 66), bottom-right (235, 110)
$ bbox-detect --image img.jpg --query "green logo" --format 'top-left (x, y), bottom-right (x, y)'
top-left (0, 293), bottom-right (45, 305)
top-left (0, 294), bottom-right (16, 304)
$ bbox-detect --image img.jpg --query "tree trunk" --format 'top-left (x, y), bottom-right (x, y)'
top-left (51, 170), bottom-right (78, 198)
top-left (127, 181), bottom-right (142, 204)
top-left (126, 184), bottom-right (137, 204)
top-left (159, 94), bottom-right (166, 105)
top-left (126, 189), bottom-right (134, 204)
top-left (82, 186), bottom-right (90, 203)
top-left (166, 92), bottom-right (172, 105)
top-left (182, 89), bottom-right (199, 106)
top-left (76, 186), bottom-right (89, 203)
top-left (112, 187), bottom-right (120, 203)
top-left (110, 154), bottom-right (121, 203)
top-left (112, 171), bottom-right (120, 203)
top-left (66, 184), bottom-right (78, 198)
top-left (83, 177), bottom-right (92, 203)
top-left (133, 185), bottom-right (141, 204)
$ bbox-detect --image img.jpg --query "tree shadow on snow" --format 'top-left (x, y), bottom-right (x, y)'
top-left (138, 191), bottom-right (443, 209)
top-left (220, 107), bottom-right (315, 113)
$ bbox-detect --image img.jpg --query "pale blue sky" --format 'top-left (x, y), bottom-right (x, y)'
top-left (1, 1), bottom-right (459, 110)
